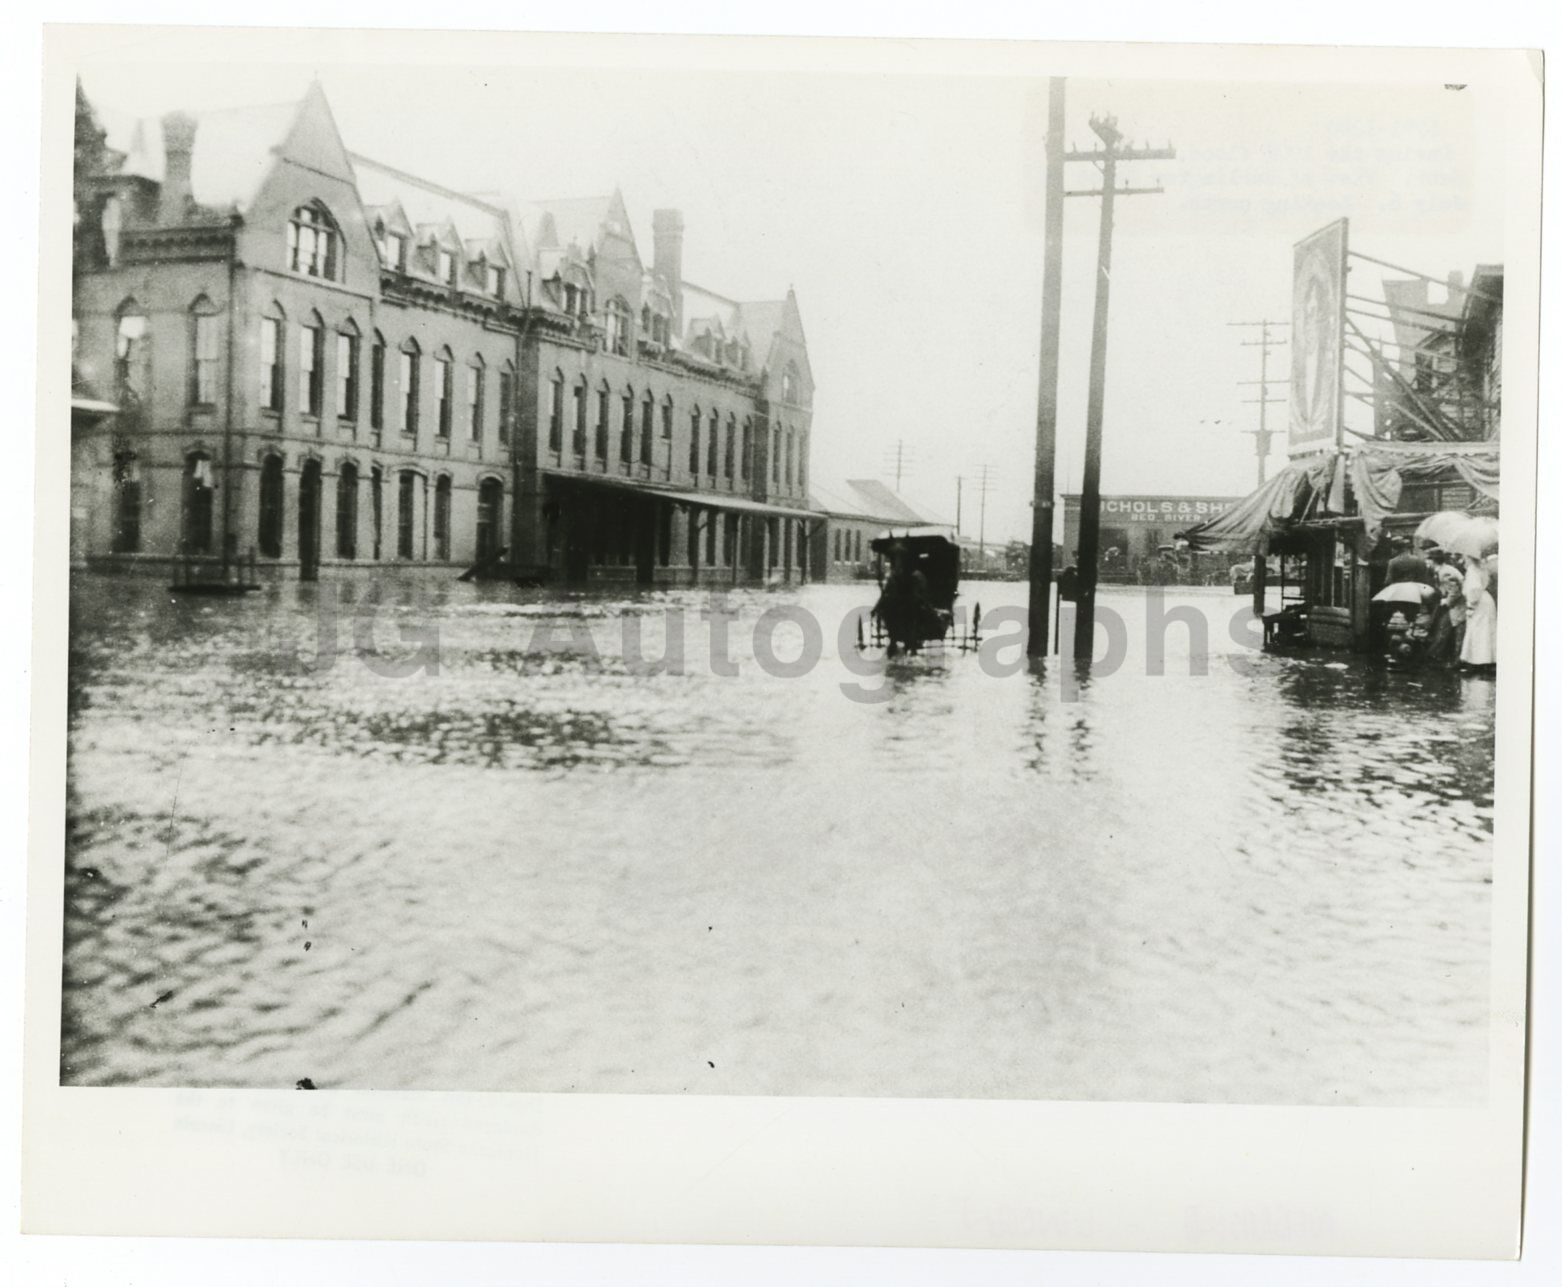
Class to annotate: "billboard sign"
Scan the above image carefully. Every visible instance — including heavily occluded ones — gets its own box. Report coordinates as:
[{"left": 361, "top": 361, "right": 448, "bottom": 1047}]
[{"left": 1289, "top": 218, "right": 1348, "bottom": 456}]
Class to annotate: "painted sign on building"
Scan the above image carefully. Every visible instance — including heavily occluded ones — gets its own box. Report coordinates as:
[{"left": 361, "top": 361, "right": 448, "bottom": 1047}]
[
  {"left": 1289, "top": 217, "right": 1349, "bottom": 456},
  {"left": 1095, "top": 496, "right": 1240, "bottom": 524}
]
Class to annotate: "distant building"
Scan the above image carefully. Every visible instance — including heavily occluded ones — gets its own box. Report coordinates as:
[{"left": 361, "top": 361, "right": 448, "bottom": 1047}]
[
  {"left": 70, "top": 81, "right": 816, "bottom": 584},
  {"left": 1061, "top": 494, "right": 1246, "bottom": 582},
  {"left": 808, "top": 479, "right": 948, "bottom": 580},
  {"left": 1374, "top": 267, "right": 1502, "bottom": 447}
]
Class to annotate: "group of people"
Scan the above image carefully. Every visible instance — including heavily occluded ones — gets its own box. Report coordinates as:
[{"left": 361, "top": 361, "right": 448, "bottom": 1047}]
[{"left": 1383, "top": 538, "right": 1498, "bottom": 670}]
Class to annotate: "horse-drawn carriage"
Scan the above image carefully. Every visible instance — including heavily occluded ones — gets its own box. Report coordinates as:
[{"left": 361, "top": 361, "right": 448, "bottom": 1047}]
[{"left": 857, "top": 527, "right": 982, "bottom": 656}]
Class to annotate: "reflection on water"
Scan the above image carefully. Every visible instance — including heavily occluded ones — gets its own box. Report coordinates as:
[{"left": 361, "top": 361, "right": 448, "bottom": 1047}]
[{"left": 63, "top": 574, "right": 1494, "bottom": 1102}]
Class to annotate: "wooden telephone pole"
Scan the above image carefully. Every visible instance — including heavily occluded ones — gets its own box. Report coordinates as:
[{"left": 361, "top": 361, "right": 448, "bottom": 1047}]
[
  {"left": 1026, "top": 78, "right": 1067, "bottom": 657},
  {"left": 1068, "top": 115, "right": 1175, "bottom": 661},
  {"left": 1231, "top": 319, "right": 1289, "bottom": 486}
]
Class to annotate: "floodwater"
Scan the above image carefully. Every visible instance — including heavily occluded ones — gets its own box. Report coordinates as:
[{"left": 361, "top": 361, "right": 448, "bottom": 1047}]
[{"left": 62, "top": 573, "right": 1496, "bottom": 1103}]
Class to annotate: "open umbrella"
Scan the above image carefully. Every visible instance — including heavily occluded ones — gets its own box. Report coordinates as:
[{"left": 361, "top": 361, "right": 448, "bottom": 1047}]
[
  {"left": 1373, "top": 581, "right": 1438, "bottom": 605},
  {"left": 1415, "top": 511, "right": 1498, "bottom": 557}
]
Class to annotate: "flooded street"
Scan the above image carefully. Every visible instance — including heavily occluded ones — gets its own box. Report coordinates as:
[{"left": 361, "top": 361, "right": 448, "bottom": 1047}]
[{"left": 62, "top": 573, "right": 1495, "bottom": 1103}]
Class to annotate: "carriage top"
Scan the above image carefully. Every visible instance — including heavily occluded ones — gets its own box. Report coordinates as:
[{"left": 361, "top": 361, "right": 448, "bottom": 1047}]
[{"left": 869, "top": 527, "right": 961, "bottom": 612}]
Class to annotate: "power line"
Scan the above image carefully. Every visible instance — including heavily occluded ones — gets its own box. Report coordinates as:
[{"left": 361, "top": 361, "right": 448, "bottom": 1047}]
[
  {"left": 1229, "top": 319, "right": 1288, "bottom": 486},
  {"left": 880, "top": 440, "right": 916, "bottom": 491}
]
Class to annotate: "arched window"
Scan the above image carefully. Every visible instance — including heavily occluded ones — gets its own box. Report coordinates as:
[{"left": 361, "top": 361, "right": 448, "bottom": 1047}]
[
  {"left": 337, "top": 319, "right": 360, "bottom": 423},
  {"left": 595, "top": 381, "right": 612, "bottom": 460},
  {"left": 399, "top": 339, "right": 421, "bottom": 435},
  {"left": 397, "top": 470, "right": 417, "bottom": 559},
  {"left": 661, "top": 395, "right": 674, "bottom": 444},
  {"left": 114, "top": 298, "right": 148, "bottom": 399},
  {"left": 781, "top": 361, "right": 800, "bottom": 404},
  {"left": 258, "top": 453, "right": 284, "bottom": 558},
  {"left": 724, "top": 413, "right": 736, "bottom": 480},
  {"left": 547, "top": 369, "right": 565, "bottom": 453},
  {"left": 688, "top": 405, "right": 701, "bottom": 476},
  {"left": 288, "top": 203, "right": 340, "bottom": 280},
  {"left": 370, "top": 465, "right": 384, "bottom": 560},
  {"left": 370, "top": 331, "right": 386, "bottom": 430},
  {"left": 499, "top": 361, "right": 517, "bottom": 447},
  {"left": 740, "top": 417, "right": 752, "bottom": 482},
  {"left": 189, "top": 296, "right": 219, "bottom": 406},
  {"left": 183, "top": 451, "right": 215, "bottom": 555},
  {"left": 707, "top": 407, "right": 719, "bottom": 477},
  {"left": 111, "top": 451, "right": 141, "bottom": 554},
  {"left": 605, "top": 297, "right": 631, "bottom": 356},
  {"left": 260, "top": 304, "right": 285, "bottom": 413},
  {"left": 619, "top": 386, "right": 635, "bottom": 464},
  {"left": 468, "top": 357, "right": 485, "bottom": 444},
  {"left": 433, "top": 347, "right": 454, "bottom": 438},
  {"left": 640, "top": 390, "right": 655, "bottom": 465},
  {"left": 433, "top": 475, "right": 452, "bottom": 561},
  {"left": 640, "top": 304, "right": 652, "bottom": 333},
  {"left": 336, "top": 462, "right": 358, "bottom": 559},
  {"left": 300, "top": 311, "right": 325, "bottom": 417},
  {"left": 573, "top": 377, "right": 589, "bottom": 458},
  {"left": 476, "top": 478, "right": 503, "bottom": 563}
]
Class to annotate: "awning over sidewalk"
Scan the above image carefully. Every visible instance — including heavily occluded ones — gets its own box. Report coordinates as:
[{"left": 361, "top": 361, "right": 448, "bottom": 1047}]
[
  {"left": 1176, "top": 455, "right": 1337, "bottom": 552},
  {"left": 1348, "top": 441, "right": 1499, "bottom": 540},
  {"left": 1178, "top": 440, "right": 1500, "bottom": 551},
  {"left": 542, "top": 468, "right": 823, "bottom": 522}
]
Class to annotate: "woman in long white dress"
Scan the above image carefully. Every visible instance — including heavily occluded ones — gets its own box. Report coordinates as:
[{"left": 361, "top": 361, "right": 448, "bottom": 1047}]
[{"left": 1459, "top": 554, "right": 1498, "bottom": 668}]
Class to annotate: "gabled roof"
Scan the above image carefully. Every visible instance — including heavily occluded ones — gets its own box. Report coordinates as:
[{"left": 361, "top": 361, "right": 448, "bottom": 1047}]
[
  {"left": 811, "top": 478, "right": 943, "bottom": 525},
  {"left": 680, "top": 284, "right": 794, "bottom": 354},
  {"left": 519, "top": 193, "right": 631, "bottom": 258},
  {"left": 844, "top": 479, "right": 934, "bottom": 525},
  {"left": 351, "top": 154, "right": 514, "bottom": 270},
  {"left": 99, "top": 96, "right": 302, "bottom": 213},
  {"left": 737, "top": 299, "right": 787, "bottom": 347}
]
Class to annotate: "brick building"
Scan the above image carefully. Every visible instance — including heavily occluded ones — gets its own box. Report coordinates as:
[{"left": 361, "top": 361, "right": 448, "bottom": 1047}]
[{"left": 69, "top": 80, "right": 817, "bottom": 585}]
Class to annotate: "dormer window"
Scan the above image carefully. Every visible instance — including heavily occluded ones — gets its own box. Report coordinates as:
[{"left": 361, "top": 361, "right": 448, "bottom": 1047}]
[
  {"left": 438, "top": 247, "right": 457, "bottom": 287},
  {"left": 288, "top": 203, "right": 339, "bottom": 280},
  {"left": 605, "top": 297, "right": 630, "bottom": 357},
  {"left": 782, "top": 361, "right": 800, "bottom": 403},
  {"left": 485, "top": 263, "right": 505, "bottom": 296},
  {"left": 386, "top": 232, "right": 407, "bottom": 271}
]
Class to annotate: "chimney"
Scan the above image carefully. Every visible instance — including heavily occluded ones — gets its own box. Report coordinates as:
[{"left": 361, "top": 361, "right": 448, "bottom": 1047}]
[
  {"left": 159, "top": 111, "right": 198, "bottom": 225},
  {"left": 652, "top": 208, "right": 684, "bottom": 338}
]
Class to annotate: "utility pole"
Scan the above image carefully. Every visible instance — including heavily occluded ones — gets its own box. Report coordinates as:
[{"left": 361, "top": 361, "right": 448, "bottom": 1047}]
[
  {"left": 1027, "top": 76, "right": 1066, "bottom": 658},
  {"left": 882, "top": 440, "right": 914, "bottom": 492},
  {"left": 1231, "top": 320, "right": 1289, "bottom": 486},
  {"left": 1068, "top": 115, "right": 1176, "bottom": 661},
  {"left": 955, "top": 474, "right": 964, "bottom": 536},
  {"left": 969, "top": 464, "right": 994, "bottom": 562}
]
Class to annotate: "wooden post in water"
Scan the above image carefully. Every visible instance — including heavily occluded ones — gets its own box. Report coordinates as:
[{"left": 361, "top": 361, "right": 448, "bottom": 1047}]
[
  {"left": 1066, "top": 115, "right": 1175, "bottom": 660},
  {"left": 1026, "top": 77, "right": 1066, "bottom": 658}
]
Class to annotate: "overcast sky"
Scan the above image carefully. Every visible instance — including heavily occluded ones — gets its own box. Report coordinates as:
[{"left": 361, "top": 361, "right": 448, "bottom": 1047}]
[{"left": 78, "top": 59, "right": 1502, "bottom": 543}]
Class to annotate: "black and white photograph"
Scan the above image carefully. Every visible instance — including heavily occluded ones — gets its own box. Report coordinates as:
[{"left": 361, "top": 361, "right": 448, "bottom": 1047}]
[{"left": 20, "top": 21, "right": 1545, "bottom": 1261}]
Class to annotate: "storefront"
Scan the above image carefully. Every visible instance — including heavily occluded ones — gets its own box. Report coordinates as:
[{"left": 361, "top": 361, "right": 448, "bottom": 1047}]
[
  {"left": 1179, "top": 443, "right": 1499, "bottom": 651},
  {"left": 1061, "top": 494, "right": 1246, "bottom": 583}
]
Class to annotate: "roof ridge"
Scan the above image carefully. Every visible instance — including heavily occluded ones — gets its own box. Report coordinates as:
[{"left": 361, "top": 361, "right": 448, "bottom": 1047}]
[{"left": 348, "top": 152, "right": 508, "bottom": 215}]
